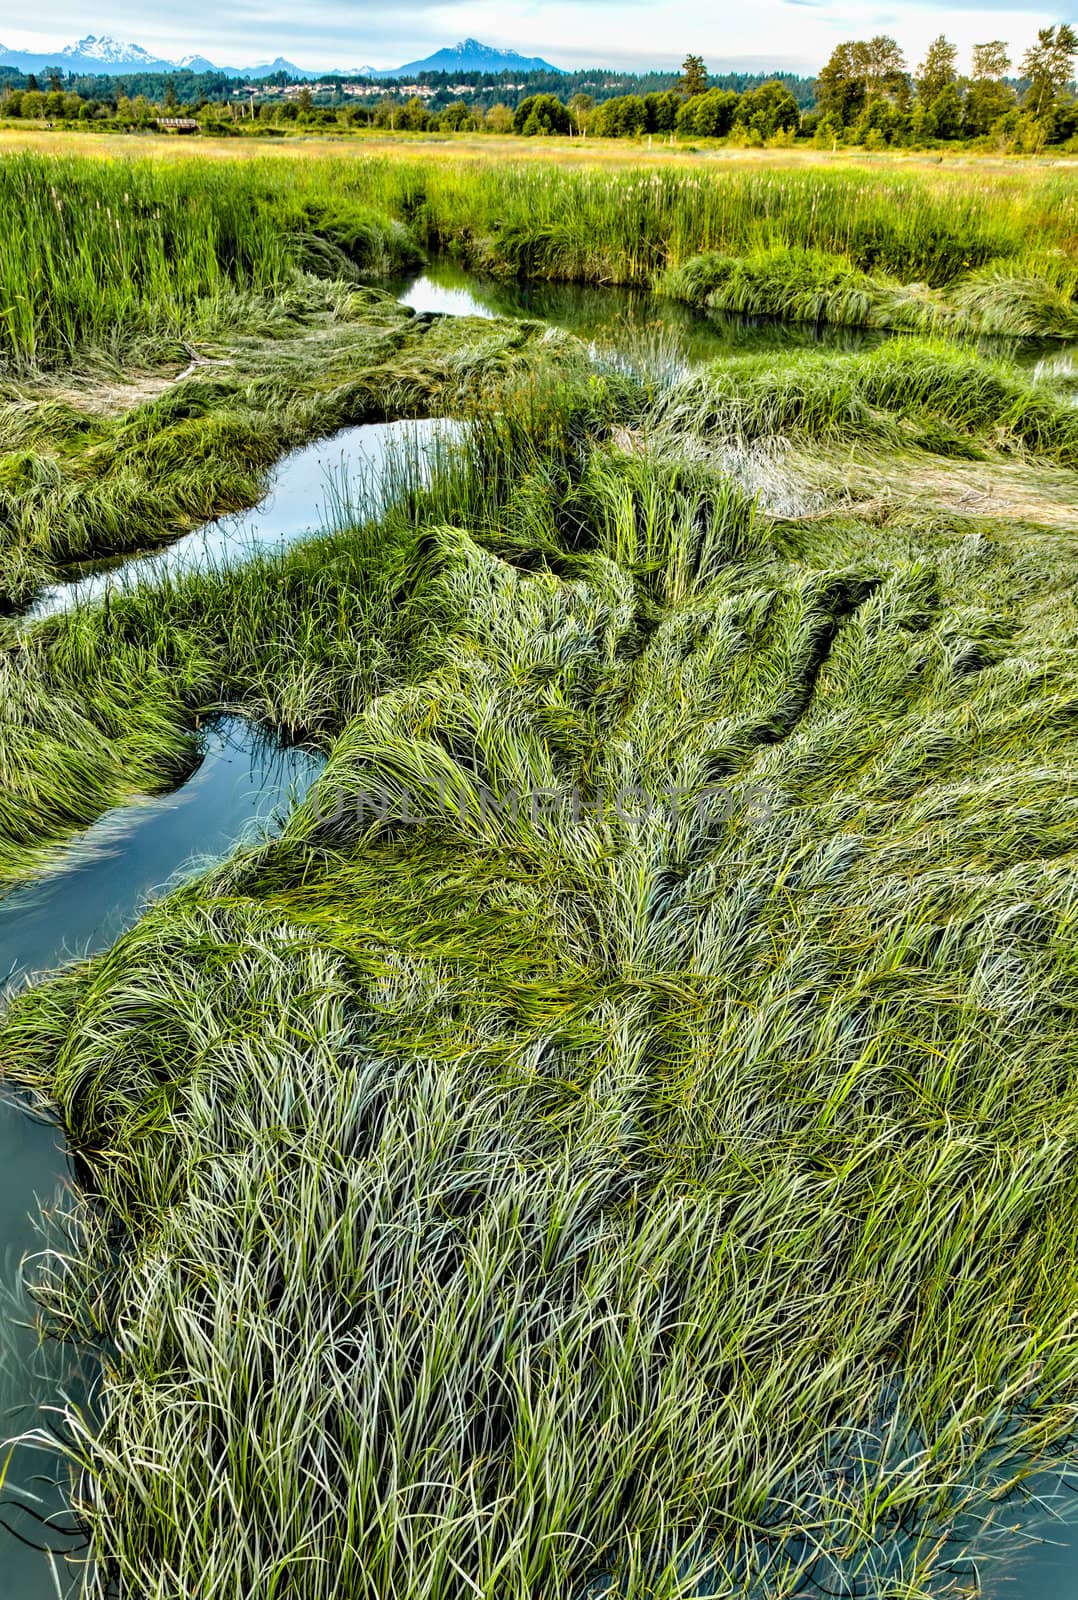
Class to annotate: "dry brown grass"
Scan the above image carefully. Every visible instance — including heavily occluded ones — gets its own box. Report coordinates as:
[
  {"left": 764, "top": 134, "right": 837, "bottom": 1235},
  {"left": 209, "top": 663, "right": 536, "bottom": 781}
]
[{"left": 0, "top": 125, "right": 1073, "bottom": 176}]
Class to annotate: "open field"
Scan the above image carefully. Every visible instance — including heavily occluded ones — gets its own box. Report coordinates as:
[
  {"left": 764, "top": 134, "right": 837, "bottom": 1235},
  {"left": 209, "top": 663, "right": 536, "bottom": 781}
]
[
  {"left": 1, "top": 142, "right": 1078, "bottom": 1599},
  {"left": 4, "top": 124, "right": 1078, "bottom": 170}
]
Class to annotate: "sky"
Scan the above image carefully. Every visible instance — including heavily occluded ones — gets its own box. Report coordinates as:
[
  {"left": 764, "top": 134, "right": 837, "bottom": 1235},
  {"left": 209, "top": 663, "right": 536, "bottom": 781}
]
[{"left": 0, "top": 0, "right": 1072, "bottom": 73}]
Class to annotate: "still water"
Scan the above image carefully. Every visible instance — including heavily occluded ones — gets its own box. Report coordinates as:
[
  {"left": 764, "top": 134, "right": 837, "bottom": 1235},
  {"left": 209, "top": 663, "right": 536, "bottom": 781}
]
[
  {"left": 27, "top": 417, "right": 460, "bottom": 621},
  {"left": 393, "top": 257, "right": 1073, "bottom": 384},
  {"left": 394, "top": 257, "right": 890, "bottom": 366}
]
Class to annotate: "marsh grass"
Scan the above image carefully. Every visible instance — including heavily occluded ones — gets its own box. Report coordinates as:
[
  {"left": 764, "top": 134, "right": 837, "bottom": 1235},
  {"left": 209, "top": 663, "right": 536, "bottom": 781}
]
[
  {"left": 659, "top": 249, "right": 1078, "bottom": 340},
  {"left": 0, "top": 282, "right": 560, "bottom": 607},
  {"left": 656, "top": 339, "right": 1078, "bottom": 467},
  {"left": 0, "top": 154, "right": 424, "bottom": 370},
  {"left": 5, "top": 367, "right": 1078, "bottom": 1595},
  {"left": 6, "top": 149, "right": 1078, "bottom": 1600},
  {"left": 5, "top": 150, "right": 1078, "bottom": 373}
]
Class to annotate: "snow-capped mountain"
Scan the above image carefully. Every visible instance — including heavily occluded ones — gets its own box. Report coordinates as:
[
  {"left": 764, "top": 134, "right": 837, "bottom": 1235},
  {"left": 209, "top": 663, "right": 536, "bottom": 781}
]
[
  {"left": 0, "top": 33, "right": 564, "bottom": 80},
  {"left": 0, "top": 35, "right": 178, "bottom": 74},
  {"left": 0, "top": 37, "right": 322, "bottom": 78},
  {"left": 61, "top": 33, "right": 161, "bottom": 65},
  {"left": 391, "top": 38, "right": 561, "bottom": 76}
]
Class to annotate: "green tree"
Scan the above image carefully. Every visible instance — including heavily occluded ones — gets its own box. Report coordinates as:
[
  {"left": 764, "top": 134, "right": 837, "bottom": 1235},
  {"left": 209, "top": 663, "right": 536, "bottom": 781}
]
[
  {"left": 511, "top": 94, "right": 571, "bottom": 135},
  {"left": 484, "top": 103, "right": 514, "bottom": 133},
  {"left": 568, "top": 92, "right": 594, "bottom": 130},
  {"left": 164, "top": 80, "right": 178, "bottom": 111},
  {"left": 859, "top": 36, "right": 909, "bottom": 103},
  {"left": 398, "top": 95, "right": 431, "bottom": 132},
  {"left": 1021, "top": 24, "right": 1078, "bottom": 122},
  {"left": 852, "top": 95, "right": 909, "bottom": 146},
  {"left": 926, "top": 81, "right": 965, "bottom": 139},
  {"left": 643, "top": 90, "right": 681, "bottom": 132},
  {"left": 592, "top": 95, "right": 648, "bottom": 138},
  {"left": 973, "top": 39, "right": 1011, "bottom": 80},
  {"left": 817, "top": 37, "right": 907, "bottom": 126},
  {"left": 689, "top": 87, "right": 739, "bottom": 137},
  {"left": 915, "top": 35, "right": 957, "bottom": 104},
  {"left": 435, "top": 100, "right": 476, "bottom": 132},
  {"left": 678, "top": 54, "right": 709, "bottom": 97},
  {"left": 812, "top": 110, "right": 843, "bottom": 148},
  {"left": 816, "top": 43, "right": 868, "bottom": 124},
  {"left": 965, "top": 41, "right": 1015, "bottom": 136},
  {"left": 734, "top": 79, "right": 801, "bottom": 139}
]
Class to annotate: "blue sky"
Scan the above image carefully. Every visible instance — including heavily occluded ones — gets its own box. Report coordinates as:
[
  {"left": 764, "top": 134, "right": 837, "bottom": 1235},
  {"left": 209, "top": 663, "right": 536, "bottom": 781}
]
[{"left": 1, "top": 0, "right": 1071, "bottom": 72}]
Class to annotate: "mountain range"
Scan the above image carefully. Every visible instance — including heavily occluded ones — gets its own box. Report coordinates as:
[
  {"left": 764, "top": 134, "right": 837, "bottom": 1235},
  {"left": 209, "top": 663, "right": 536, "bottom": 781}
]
[{"left": 0, "top": 34, "right": 563, "bottom": 80}]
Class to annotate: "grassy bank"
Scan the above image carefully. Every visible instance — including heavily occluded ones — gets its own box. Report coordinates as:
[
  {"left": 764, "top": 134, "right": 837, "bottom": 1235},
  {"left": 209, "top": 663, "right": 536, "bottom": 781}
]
[
  {"left": 4, "top": 149, "right": 1078, "bottom": 371},
  {"left": 0, "top": 153, "right": 422, "bottom": 369},
  {"left": 0, "top": 356, "right": 591, "bottom": 884},
  {"left": 4, "top": 360, "right": 1078, "bottom": 1593},
  {"left": 658, "top": 247, "right": 1078, "bottom": 339}
]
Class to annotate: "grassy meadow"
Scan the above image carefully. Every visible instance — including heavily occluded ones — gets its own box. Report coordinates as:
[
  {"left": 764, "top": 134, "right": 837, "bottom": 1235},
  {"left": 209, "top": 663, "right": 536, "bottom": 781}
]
[{"left": 2, "top": 142, "right": 1078, "bottom": 1597}]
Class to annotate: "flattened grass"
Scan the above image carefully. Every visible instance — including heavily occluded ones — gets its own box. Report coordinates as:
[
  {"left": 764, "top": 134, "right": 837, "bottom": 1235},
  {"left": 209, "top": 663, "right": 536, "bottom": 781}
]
[
  {"left": 659, "top": 248, "right": 1078, "bottom": 340},
  {"left": 6, "top": 373, "right": 1078, "bottom": 1595}
]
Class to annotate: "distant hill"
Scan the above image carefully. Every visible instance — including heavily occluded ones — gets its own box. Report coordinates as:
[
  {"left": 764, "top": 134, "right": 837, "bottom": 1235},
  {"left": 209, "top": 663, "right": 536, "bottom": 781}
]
[
  {"left": 389, "top": 39, "right": 562, "bottom": 77},
  {"left": 0, "top": 35, "right": 321, "bottom": 79},
  {"left": 0, "top": 34, "right": 177, "bottom": 75}
]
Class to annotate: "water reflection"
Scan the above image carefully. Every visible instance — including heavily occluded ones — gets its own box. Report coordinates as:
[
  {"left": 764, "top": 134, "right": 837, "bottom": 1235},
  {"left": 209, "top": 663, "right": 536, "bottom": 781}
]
[
  {"left": 393, "top": 258, "right": 1076, "bottom": 383},
  {"left": 28, "top": 418, "right": 460, "bottom": 621}
]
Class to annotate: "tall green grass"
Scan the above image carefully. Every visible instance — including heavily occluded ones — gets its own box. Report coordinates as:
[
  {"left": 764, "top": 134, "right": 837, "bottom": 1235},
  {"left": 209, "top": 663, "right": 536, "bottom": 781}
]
[
  {"left": 0, "top": 154, "right": 422, "bottom": 368},
  {"left": 5, "top": 149, "right": 1078, "bottom": 365},
  {"left": 338, "top": 156, "right": 1078, "bottom": 299}
]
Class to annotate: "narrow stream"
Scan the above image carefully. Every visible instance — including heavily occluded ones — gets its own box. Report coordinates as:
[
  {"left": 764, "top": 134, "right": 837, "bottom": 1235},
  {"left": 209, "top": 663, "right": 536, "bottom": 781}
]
[
  {"left": 393, "top": 258, "right": 890, "bottom": 369},
  {"left": 0, "top": 718, "right": 324, "bottom": 1598},
  {"left": 27, "top": 417, "right": 460, "bottom": 621},
  {"left": 391, "top": 257, "right": 1075, "bottom": 384}
]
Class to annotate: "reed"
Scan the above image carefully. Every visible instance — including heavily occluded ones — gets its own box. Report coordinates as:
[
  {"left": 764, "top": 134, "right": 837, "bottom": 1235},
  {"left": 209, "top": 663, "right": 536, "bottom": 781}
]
[{"left": 5, "top": 149, "right": 1078, "bottom": 368}]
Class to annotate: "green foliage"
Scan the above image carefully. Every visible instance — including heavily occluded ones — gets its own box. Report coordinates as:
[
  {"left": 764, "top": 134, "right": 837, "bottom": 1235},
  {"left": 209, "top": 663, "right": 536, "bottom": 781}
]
[
  {"left": 734, "top": 79, "right": 802, "bottom": 138},
  {"left": 511, "top": 94, "right": 572, "bottom": 136},
  {"left": 675, "top": 86, "right": 738, "bottom": 138},
  {"left": 914, "top": 34, "right": 958, "bottom": 105},
  {"left": 1021, "top": 24, "right": 1078, "bottom": 122}
]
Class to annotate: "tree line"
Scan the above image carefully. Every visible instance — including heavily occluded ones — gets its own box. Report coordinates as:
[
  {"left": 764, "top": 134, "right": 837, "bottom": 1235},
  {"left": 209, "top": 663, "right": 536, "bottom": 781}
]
[
  {"left": 1, "top": 28, "right": 1075, "bottom": 149},
  {"left": 504, "top": 29, "right": 1078, "bottom": 149},
  {"left": 812, "top": 27, "right": 1077, "bottom": 148}
]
